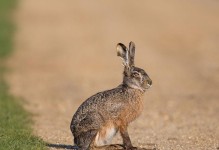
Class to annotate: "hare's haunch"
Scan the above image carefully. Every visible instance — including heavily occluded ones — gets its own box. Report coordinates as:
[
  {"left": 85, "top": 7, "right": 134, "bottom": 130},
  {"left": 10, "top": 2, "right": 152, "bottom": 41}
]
[{"left": 70, "top": 42, "right": 152, "bottom": 150}]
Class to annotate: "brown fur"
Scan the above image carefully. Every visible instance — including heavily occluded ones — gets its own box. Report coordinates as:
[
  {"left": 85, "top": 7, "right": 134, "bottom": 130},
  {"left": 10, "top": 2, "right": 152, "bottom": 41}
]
[{"left": 70, "top": 42, "right": 152, "bottom": 150}]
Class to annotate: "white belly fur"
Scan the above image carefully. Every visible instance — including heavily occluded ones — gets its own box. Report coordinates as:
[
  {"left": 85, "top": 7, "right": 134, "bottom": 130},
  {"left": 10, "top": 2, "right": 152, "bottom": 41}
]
[{"left": 95, "top": 126, "right": 117, "bottom": 146}]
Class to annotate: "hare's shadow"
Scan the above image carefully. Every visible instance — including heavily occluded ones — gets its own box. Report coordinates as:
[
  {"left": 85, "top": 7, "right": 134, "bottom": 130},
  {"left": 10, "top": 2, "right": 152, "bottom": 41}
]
[
  {"left": 46, "top": 143, "right": 77, "bottom": 149},
  {"left": 46, "top": 143, "right": 156, "bottom": 150}
]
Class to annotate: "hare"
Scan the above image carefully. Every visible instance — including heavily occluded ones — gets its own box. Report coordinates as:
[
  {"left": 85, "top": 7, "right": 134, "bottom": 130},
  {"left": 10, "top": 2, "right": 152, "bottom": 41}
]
[{"left": 70, "top": 42, "right": 152, "bottom": 150}]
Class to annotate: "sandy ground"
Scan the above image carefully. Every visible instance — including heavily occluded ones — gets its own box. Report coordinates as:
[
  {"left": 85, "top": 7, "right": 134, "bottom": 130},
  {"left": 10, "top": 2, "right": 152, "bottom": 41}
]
[{"left": 7, "top": 0, "right": 219, "bottom": 149}]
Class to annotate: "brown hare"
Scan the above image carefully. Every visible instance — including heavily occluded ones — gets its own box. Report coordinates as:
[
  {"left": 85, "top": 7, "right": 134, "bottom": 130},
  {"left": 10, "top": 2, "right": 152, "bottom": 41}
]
[{"left": 70, "top": 42, "right": 152, "bottom": 150}]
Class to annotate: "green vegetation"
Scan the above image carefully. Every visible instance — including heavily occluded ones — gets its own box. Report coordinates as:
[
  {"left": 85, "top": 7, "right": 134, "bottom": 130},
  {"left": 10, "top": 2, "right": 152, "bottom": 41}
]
[
  {"left": 0, "top": 0, "right": 16, "bottom": 58},
  {"left": 0, "top": 79, "right": 46, "bottom": 149},
  {"left": 0, "top": 0, "right": 46, "bottom": 149}
]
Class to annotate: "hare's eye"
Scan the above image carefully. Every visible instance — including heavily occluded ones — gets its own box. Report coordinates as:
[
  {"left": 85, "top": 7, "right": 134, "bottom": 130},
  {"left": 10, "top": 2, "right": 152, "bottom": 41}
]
[{"left": 132, "top": 72, "right": 139, "bottom": 77}]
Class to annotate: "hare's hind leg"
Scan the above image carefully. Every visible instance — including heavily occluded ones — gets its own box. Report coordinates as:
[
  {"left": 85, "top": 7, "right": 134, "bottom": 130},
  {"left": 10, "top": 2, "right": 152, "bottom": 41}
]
[
  {"left": 89, "top": 123, "right": 121, "bottom": 150},
  {"left": 74, "top": 129, "right": 97, "bottom": 150},
  {"left": 94, "top": 122, "right": 118, "bottom": 146},
  {"left": 71, "top": 112, "right": 104, "bottom": 149}
]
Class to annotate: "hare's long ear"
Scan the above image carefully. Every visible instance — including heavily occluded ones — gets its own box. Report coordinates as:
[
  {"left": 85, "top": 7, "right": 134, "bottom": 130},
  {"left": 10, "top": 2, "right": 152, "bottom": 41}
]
[
  {"left": 129, "top": 41, "right": 135, "bottom": 67},
  {"left": 117, "top": 43, "right": 129, "bottom": 67},
  {"left": 117, "top": 43, "right": 131, "bottom": 75}
]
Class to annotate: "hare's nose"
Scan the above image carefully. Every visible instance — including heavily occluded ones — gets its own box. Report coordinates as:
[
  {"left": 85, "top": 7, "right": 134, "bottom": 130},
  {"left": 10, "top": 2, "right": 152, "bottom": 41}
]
[{"left": 147, "top": 80, "right": 152, "bottom": 86}]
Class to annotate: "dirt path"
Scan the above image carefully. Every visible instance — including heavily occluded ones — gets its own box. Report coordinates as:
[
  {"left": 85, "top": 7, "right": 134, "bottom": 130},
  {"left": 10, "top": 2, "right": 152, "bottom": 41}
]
[{"left": 7, "top": 0, "right": 219, "bottom": 149}]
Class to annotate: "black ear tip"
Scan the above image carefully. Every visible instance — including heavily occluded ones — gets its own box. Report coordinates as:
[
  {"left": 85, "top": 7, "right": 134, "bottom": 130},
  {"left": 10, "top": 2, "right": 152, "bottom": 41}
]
[
  {"left": 129, "top": 41, "right": 135, "bottom": 47},
  {"left": 117, "top": 43, "right": 127, "bottom": 50},
  {"left": 117, "top": 42, "right": 124, "bottom": 45},
  {"left": 117, "top": 43, "right": 123, "bottom": 46}
]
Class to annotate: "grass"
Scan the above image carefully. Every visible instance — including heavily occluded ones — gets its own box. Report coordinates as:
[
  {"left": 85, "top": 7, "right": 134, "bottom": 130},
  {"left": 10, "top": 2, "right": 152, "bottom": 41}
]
[
  {"left": 0, "top": 0, "right": 46, "bottom": 149},
  {"left": 0, "top": 0, "right": 16, "bottom": 58}
]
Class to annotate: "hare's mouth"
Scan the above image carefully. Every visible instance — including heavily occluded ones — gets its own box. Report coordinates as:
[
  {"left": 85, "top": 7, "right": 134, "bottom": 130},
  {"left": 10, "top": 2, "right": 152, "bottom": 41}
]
[
  {"left": 144, "top": 84, "right": 152, "bottom": 91},
  {"left": 142, "top": 80, "right": 152, "bottom": 91},
  {"left": 146, "top": 83, "right": 152, "bottom": 88},
  {"left": 141, "top": 84, "right": 151, "bottom": 92}
]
